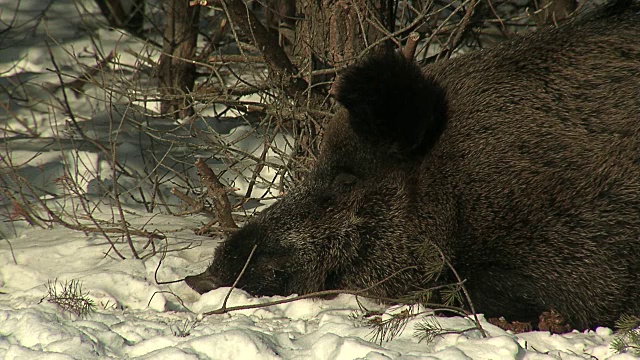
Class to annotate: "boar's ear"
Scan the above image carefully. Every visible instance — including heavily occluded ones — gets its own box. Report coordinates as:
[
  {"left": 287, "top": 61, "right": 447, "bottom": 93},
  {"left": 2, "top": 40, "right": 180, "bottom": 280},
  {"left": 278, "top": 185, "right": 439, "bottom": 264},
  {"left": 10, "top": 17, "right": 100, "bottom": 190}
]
[{"left": 335, "top": 51, "right": 446, "bottom": 155}]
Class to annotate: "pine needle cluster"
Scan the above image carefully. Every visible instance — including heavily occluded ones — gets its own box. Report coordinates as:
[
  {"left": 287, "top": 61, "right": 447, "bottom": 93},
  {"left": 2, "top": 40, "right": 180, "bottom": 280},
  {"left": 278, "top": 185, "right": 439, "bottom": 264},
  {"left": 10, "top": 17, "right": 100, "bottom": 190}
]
[
  {"left": 367, "top": 306, "right": 419, "bottom": 345},
  {"left": 611, "top": 314, "right": 640, "bottom": 355},
  {"left": 41, "top": 279, "right": 96, "bottom": 317}
]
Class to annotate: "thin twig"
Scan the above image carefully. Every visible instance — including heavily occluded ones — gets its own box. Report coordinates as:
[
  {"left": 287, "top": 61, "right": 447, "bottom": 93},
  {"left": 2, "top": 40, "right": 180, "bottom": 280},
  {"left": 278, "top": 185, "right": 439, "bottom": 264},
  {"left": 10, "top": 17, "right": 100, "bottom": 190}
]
[
  {"left": 220, "top": 244, "right": 258, "bottom": 312},
  {"left": 204, "top": 266, "right": 419, "bottom": 316},
  {"left": 445, "top": 0, "right": 479, "bottom": 59},
  {"left": 2, "top": 238, "right": 18, "bottom": 265},
  {"left": 436, "top": 247, "right": 487, "bottom": 338}
]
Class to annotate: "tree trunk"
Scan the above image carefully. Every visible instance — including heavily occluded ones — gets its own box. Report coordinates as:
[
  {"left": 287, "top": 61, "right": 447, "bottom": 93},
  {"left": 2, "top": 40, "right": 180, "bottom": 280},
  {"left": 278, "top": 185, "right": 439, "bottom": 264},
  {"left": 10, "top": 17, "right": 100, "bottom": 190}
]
[
  {"left": 293, "top": 0, "right": 393, "bottom": 75},
  {"left": 157, "top": 0, "right": 200, "bottom": 119}
]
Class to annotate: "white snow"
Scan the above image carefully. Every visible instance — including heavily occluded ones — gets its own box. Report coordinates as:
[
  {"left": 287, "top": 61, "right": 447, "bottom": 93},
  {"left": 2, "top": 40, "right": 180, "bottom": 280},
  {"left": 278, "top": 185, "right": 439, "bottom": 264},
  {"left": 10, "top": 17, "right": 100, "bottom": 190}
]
[{"left": 0, "top": 1, "right": 637, "bottom": 359}]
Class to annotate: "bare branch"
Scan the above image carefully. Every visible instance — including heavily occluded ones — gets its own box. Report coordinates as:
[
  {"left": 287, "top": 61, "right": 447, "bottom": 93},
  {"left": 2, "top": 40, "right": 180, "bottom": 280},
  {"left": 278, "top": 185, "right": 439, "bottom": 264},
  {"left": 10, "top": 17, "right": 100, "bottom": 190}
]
[{"left": 195, "top": 159, "right": 238, "bottom": 229}]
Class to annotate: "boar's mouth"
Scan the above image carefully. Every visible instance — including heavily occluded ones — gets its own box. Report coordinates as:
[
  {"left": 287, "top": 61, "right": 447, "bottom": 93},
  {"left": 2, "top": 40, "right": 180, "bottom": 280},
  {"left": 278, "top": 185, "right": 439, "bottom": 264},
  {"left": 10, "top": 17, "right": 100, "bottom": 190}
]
[{"left": 185, "top": 269, "right": 220, "bottom": 294}]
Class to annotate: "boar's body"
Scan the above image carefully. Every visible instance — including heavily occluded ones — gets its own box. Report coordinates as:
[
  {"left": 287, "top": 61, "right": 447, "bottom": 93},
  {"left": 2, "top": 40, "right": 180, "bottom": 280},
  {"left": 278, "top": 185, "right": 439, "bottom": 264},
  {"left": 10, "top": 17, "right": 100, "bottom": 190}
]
[{"left": 187, "top": 2, "right": 640, "bottom": 330}]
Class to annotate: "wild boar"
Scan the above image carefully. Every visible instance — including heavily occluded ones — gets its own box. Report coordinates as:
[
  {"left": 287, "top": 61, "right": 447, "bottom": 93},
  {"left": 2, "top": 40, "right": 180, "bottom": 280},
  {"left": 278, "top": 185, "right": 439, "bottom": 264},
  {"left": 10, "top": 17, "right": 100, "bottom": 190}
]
[{"left": 186, "top": 0, "right": 640, "bottom": 330}]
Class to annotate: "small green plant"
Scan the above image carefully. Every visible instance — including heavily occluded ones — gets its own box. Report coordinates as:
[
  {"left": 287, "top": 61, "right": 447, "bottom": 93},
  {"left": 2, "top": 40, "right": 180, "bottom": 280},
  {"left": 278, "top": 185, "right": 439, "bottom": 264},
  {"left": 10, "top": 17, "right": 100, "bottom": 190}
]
[
  {"left": 41, "top": 279, "right": 96, "bottom": 317},
  {"left": 365, "top": 303, "right": 485, "bottom": 346},
  {"left": 611, "top": 314, "right": 640, "bottom": 355},
  {"left": 413, "top": 315, "right": 484, "bottom": 343},
  {"left": 367, "top": 306, "right": 419, "bottom": 345},
  {"left": 414, "top": 316, "right": 445, "bottom": 343}
]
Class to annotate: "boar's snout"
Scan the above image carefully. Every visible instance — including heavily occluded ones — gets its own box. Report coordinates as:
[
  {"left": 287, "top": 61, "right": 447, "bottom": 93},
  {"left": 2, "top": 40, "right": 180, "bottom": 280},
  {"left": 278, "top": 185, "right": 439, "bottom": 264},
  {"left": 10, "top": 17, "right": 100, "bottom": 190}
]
[
  {"left": 186, "top": 225, "right": 262, "bottom": 295},
  {"left": 184, "top": 269, "right": 220, "bottom": 295},
  {"left": 187, "top": 222, "right": 298, "bottom": 296}
]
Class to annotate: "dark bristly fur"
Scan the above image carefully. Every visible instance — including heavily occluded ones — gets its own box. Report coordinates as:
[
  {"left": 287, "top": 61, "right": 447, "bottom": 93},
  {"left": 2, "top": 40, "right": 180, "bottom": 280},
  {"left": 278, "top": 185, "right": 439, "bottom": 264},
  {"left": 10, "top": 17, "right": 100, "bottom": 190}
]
[
  {"left": 335, "top": 51, "right": 447, "bottom": 155},
  {"left": 187, "top": 0, "right": 640, "bottom": 330}
]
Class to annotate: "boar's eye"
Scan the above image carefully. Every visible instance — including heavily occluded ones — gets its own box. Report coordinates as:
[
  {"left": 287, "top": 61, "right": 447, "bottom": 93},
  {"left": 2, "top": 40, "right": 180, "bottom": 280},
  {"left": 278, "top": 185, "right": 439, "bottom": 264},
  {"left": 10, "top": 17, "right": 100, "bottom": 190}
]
[
  {"left": 317, "top": 173, "right": 359, "bottom": 207},
  {"left": 333, "top": 173, "right": 358, "bottom": 192}
]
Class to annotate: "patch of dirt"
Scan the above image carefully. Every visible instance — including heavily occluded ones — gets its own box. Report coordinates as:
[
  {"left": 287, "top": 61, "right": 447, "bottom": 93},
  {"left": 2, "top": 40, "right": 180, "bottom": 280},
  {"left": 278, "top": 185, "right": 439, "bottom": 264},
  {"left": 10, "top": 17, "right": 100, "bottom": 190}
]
[
  {"left": 488, "top": 317, "right": 533, "bottom": 333},
  {"left": 538, "top": 309, "right": 572, "bottom": 334}
]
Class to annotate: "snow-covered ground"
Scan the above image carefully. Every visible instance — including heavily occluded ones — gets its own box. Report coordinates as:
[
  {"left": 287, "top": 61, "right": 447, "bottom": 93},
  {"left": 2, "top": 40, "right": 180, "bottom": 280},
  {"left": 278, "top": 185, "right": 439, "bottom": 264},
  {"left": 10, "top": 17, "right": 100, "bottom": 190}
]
[
  {"left": 3, "top": 219, "right": 630, "bottom": 360},
  {"left": 0, "top": 1, "right": 637, "bottom": 359}
]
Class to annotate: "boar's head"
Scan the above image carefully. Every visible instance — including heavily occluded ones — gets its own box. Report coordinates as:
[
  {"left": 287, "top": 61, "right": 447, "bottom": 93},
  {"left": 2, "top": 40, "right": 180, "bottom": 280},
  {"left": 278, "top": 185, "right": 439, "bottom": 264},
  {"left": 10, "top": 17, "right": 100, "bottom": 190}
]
[{"left": 185, "top": 52, "right": 448, "bottom": 298}]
